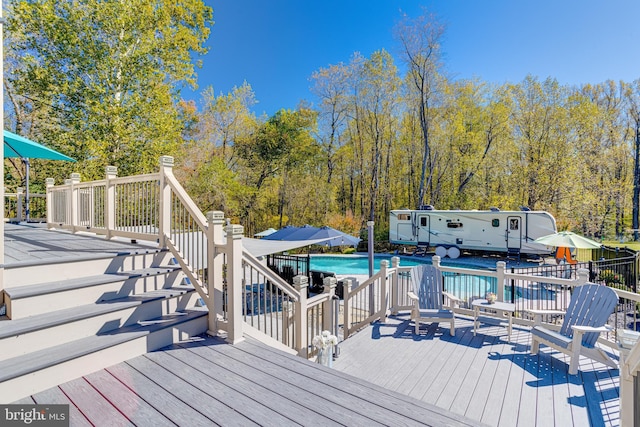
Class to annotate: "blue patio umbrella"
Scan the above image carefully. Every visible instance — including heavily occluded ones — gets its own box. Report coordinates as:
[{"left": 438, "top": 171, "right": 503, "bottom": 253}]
[
  {"left": 263, "top": 225, "right": 303, "bottom": 241},
  {"left": 305, "top": 226, "right": 361, "bottom": 247},
  {"left": 4, "top": 130, "right": 76, "bottom": 221},
  {"left": 264, "top": 225, "right": 360, "bottom": 247}
]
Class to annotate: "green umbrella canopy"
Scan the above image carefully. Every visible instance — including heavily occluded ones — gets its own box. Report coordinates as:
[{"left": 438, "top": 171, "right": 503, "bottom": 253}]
[
  {"left": 4, "top": 130, "right": 75, "bottom": 161},
  {"left": 534, "top": 231, "right": 602, "bottom": 249}
]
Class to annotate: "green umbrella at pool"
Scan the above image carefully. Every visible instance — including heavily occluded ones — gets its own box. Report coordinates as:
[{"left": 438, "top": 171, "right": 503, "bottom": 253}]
[{"left": 534, "top": 231, "right": 602, "bottom": 249}]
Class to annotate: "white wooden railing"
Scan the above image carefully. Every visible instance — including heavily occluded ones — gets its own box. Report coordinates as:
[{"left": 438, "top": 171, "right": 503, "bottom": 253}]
[
  {"left": 45, "top": 157, "right": 640, "bottom": 360},
  {"left": 45, "top": 157, "right": 341, "bottom": 358},
  {"left": 5, "top": 188, "right": 46, "bottom": 222}
]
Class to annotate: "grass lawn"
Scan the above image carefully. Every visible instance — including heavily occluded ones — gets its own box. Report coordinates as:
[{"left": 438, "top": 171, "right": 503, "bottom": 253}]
[{"left": 602, "top": 240, "right": 640, "bottom": 251}]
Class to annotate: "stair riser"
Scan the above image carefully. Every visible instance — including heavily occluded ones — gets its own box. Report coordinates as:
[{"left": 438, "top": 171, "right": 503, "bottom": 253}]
[
  {"left": 6, "top": 271, "right": 185, "bottom": 319},
  {"left": 0, "top": 315, "right": 208, "bottom": 404},
  {"left": 4, "top": 251, "right": 173, "bottom": 288},
  {"left": 0, "top": 292, "right": 200, "bottom": 361}
]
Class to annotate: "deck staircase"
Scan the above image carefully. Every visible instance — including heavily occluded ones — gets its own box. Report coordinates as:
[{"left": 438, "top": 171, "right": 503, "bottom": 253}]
[{"left": 0, "top": 247, "right": 208, "bottom": 402}]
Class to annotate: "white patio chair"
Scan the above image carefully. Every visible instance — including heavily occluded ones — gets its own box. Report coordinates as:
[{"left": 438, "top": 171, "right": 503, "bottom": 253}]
[
  {"left": 407, "top": 264, "right": 460, "bottom": 336},
  {"left": 528, "top": 283, "right": 619, "bottom": 375}
]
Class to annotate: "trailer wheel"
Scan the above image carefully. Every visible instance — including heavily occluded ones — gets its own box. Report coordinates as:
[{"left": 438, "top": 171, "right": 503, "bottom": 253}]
[
  {"left": 448, "top": 246, "right": 461, "bottom": 259},
  {"left": 435, "top": 246, "right": 447, "bottom": 258}
]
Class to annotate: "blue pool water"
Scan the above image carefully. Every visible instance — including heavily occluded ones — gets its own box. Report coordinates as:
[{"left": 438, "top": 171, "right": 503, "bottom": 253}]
[
  {"left": 309, "top": 255, "right": 427, "bottom": 275},
  {"left": 309, "top": 255, "right": 555, "bottom": 301}
]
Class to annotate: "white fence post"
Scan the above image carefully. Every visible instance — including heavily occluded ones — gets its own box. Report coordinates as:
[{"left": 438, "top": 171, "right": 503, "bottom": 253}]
[
  {"left": 379, "top": 260, "right": 389, "bottom": 322},
  {"left": 16, "top": 187, "right": 23, "bottom": 223},
  {"left": 69, "top": 173, "right": 80, "bottom": 232},
  {"left": 158, "top": 156, "right": 173, "bottom": 249},
  {"left": 105, "top": 166, "right": 117, "bottom": 239},
  {"left": 294, "top": 275, "right": 309, "bottom": 358},
  {"left": 577, "top": 268, "right": 589, "bottom": 285},
  {"left": 206, "top": 211, "right": 225, "bottom": 334},
  {"left": 323, "top": 276, "right": 337, "bottom": 330},
  {"left": 225, "top": 224, "right": 245, "bottom": 344},
  {"left": 45, "top": 178, "right": 54, "bottom": 226},
  {"left": 390, "top": 256, "right": 400, "bottom": 314},
  {"left": 342, "top": 278, "right": 352, "bottom": 339},
  {"left": 496, "top": 261, "right": 506, "bottom": 301}
]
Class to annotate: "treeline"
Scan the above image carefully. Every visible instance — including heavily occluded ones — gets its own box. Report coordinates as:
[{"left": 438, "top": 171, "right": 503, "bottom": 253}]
[{"left": 4, "top": 3, "right": 640, "bottom": 240}]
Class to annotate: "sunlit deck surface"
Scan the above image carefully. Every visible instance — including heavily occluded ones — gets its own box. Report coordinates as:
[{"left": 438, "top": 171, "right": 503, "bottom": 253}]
[
  {"left": 15, "top": 335, "right": 482, "bottom": 426},
  {"left": 332, "top": 315, "right": 620, "bottom": 427},
  {"left": 3, "top": 222, "right": 157, "bottom": 266}
]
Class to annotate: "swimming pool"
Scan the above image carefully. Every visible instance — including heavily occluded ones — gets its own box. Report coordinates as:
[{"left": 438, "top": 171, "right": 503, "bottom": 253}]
[{"left": 309, "top": 255, "right": 427, "bottom": 275}]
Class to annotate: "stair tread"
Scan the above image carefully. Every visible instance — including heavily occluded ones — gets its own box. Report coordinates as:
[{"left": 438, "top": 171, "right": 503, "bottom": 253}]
[
  {"left": 4, "top": 247, "right": 166, "bottom": 269},
  {"left": 0, "top": 309, "right": 208, "bottom": 383},
  {"left": 0, "top": 285, "right": 195, "bottom": 339},
  {"left": 5, "top": 266, "right": 182, "bottom": 300}
]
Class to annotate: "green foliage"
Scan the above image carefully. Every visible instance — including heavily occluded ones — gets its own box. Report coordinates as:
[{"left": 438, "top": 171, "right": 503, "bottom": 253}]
[
  {"left": 6, "top": 0, "right": 213, "bottom": 178},
  {"left": 598, "top": 269, "right": 624, "bottom": 285}
]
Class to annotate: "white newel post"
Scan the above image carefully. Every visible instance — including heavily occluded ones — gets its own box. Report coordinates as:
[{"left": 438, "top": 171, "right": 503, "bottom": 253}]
[
  {"left": 576, "top": 268, "right": 589, "bottom": 285},
  {"left": 45, "top": 178, "right": 54, "bottom": 227},
  {"left": 496, "top": 261, "right": 506, "bottom": 302},
  {"left": 105, "top": 166, "right": 117, "bottom": 239},
  {"left": 293, "top": 275, "right": 309, "bottom": 358},
  {"left": 225, "top": 224, "right": 244, "bottom": 344},
  {"left": 379, "top": 260, "right": 389, "bottom": 322},
  {"left": 158, "top": 156, "right": 174, "bottom": 249},
  {"left": 206, "top": 211, "right": 225, "bottom": 334},
  {"left": 342, "top": 278, "right": 352, "bottom": 339},
  {"left": 432, "top": 255, "right": 441, "bottom": 269},
  {"left": 322, "top": 276, "right": 337, "bottom": 330},
  {"left": 16, "top": 187, "right": 23, "bottom": 223},
  {"left": 390, "top": 256, "right": 400, "bottom": 314},
  {"left": 69, "top": 173, "right": 80, "bottom": 232}
]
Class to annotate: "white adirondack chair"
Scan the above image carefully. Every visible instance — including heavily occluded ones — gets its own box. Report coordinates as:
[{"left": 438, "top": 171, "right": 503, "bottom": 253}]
[
  {"left": 407, "top": 264, "right": 460, "bottom": 336},
  {"left": 528, "top": 283, "right": 618, "bottom": 375}
]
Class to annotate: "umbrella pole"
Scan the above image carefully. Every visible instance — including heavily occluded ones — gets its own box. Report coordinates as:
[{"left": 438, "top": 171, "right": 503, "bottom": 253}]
[{"left": 23, "top": 158, "right": 30, "bottom": 222}]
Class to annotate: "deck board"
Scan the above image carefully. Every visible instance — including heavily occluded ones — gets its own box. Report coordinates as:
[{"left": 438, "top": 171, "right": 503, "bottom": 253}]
[
  {"left": 17, "top": 334, "right": 481, "bottom": 426},
  {"left": 333, "top": 314, "right": 621, "bottom": 427}
]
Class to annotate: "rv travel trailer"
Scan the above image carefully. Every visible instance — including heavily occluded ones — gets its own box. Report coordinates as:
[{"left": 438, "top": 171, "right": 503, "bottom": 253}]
[{"left": 389, "top": 208, "right": 557, "bottom": 258}]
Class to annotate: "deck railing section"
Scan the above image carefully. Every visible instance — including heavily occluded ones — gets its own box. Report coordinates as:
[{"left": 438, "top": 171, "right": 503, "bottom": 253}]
[
  {"left": 45, "top": 156, "right": 339, "bottom": 357},
  {"left": 5, "top": 189, "right": 47, "bottom": 223},
  {"left": 342, "top": 260, "right": 394, "bottom": 339}
]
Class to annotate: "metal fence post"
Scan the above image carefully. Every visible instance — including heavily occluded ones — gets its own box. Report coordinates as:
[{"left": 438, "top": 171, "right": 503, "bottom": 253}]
[{"left": 496, "top": 261, "right": 506, "bottom": 302}]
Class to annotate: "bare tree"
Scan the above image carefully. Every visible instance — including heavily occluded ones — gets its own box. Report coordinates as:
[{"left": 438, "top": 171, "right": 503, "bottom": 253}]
[{"left": 394, "top": 10, "right": 445, "bottom": 207}]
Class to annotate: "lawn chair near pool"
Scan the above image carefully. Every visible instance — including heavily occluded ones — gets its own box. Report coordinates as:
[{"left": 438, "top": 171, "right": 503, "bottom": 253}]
[
  {"left": 528, "top": 283, "right": 618, "bottom": 375},
  {"left": 407, "top": 264, "right": 461, "bottom": 336}
]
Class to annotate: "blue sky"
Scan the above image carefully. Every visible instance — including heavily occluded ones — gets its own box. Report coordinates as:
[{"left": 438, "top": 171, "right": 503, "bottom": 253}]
[{"left": 186, "top": 0, "right": 640, "bottom": 117}]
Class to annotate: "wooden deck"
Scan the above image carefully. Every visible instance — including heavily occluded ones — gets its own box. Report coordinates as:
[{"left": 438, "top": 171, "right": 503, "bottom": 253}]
[
  {"left": 3, "top": 223, "right": 157, "bottom": 265},
  {"left": 332, "top": 315, "right": 621, "bottom": 427},
  {"left": 14, "top": 335, "right": 482, "bottom": 426}
]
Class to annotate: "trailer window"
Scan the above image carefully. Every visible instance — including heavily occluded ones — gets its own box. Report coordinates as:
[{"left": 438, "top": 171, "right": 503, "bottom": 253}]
[
  {"left": 397, "top": 214, "right": 410, "bottom": 221},
  {"left": 420, "top": 217, "right": 428, "bottom": 226},
  {"left": 492, "top": 219, "right": 499, "bottom": 227},
  {"left": 447, "top": 222, "right": 463, "bottom": 228},
  {"left": 510, "top": 218, "right": 519, "bottom": 230}
]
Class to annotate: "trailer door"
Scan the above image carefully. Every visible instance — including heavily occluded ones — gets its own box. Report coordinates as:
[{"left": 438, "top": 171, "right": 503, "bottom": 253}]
[
  {"left": 506, "top": 216, "right": 522, "bottom": 251},
  {"left": 417, "top": 214, "right": 430, "bottom": 245}
]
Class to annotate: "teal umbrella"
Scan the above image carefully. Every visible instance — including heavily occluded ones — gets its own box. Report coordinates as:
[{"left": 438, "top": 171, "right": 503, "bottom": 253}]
[
  {"left": 4, "top": 130, "right": 75, "bottom": 221},
  {"left": 4, "top": 130, "right": 75, "bottom": 161}
]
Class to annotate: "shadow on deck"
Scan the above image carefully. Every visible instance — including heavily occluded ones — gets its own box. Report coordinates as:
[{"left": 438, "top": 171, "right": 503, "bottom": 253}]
[{"left": 333, "top": 315, "right": 620, "bottom": 427}]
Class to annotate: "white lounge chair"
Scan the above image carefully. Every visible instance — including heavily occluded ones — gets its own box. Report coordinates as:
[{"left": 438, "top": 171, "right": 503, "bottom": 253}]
[
  {"left": 407, "top": 264, "right": 460, "bottom": 336},
  {"left": 528, "top": 283, "right": 618, "bottom": 375}
]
